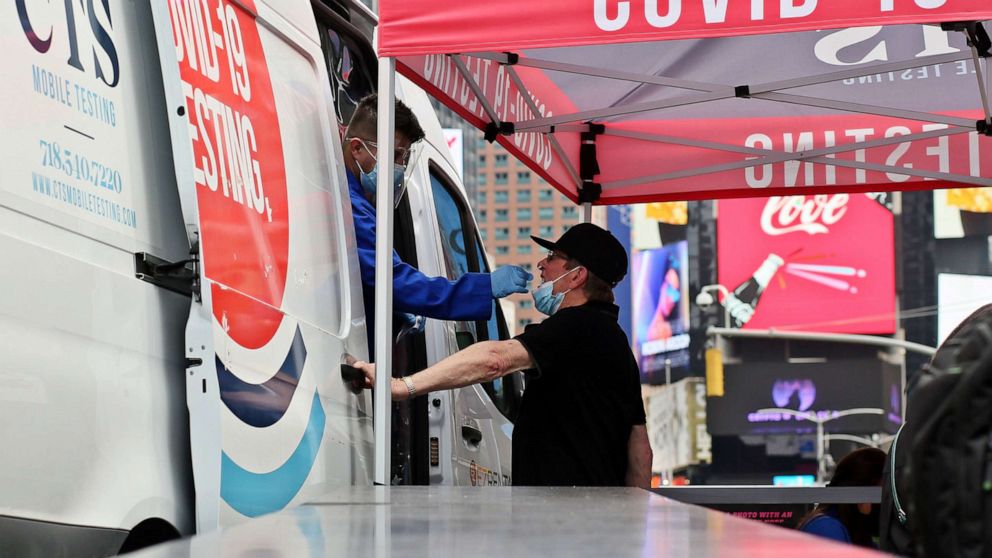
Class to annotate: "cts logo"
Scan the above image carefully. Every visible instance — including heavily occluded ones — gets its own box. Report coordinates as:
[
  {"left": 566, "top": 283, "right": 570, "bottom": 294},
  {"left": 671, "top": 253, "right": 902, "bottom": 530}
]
[
  {"left": 16, "top": 0, "right": 120, "bottom": 87},
  {"left": 772, "top": 379, "right": 816, "bottom": 411}
]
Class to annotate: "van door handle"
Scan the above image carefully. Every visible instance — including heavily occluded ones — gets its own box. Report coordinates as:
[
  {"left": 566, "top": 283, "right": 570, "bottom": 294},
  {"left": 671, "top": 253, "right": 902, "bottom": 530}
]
[
  {"left": 461, "top": 425, "right": 483, "bottom": 445},
  {"left": 341, "top": 363, "right": 364, "bottom": 393}
]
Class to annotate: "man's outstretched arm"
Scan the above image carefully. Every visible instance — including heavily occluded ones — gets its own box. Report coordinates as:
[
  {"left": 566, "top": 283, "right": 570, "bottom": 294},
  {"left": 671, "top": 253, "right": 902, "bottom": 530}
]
[{"left": 355, "top": 339, "right": 534, "bottom": 400}]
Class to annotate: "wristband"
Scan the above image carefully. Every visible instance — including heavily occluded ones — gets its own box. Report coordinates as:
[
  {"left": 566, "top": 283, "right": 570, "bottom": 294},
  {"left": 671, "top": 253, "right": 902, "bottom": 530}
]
[{"left": 401, "top": 376, "right": 416, "bottom": 398}]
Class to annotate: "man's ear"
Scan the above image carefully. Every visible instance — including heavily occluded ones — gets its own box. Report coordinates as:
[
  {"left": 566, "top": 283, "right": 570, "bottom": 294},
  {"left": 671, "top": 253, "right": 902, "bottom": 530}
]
[
  {"left": 571, "top": 266, "right": 589, "bottom": 289},
  {"left": 347, "top": 137, "right": 363, "bottom": 158}
]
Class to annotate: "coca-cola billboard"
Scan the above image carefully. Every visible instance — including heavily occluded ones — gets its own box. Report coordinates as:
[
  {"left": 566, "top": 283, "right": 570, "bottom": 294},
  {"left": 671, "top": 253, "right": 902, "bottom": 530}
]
[{"left": 717, "top": 194, "right": 895, "bottom": 334}]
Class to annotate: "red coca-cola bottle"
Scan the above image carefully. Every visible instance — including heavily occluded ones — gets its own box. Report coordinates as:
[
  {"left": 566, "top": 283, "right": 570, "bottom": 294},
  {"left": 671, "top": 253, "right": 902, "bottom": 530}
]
[{"left": 721, "top": 253, "right": 784, "bottom": 328}]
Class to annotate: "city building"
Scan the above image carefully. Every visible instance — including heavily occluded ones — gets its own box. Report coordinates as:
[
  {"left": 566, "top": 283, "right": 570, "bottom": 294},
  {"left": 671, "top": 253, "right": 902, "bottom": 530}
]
[{"left": 474, "top": 136, "right": 605, "bottom": 335}]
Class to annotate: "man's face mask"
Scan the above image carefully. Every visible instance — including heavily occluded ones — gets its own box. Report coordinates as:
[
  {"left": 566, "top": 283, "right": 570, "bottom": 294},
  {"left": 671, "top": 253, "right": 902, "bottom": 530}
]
[
  {"left": 531, "top": 266, "right": 582, "bottom": 316},
  {"left": 356, "top": 139, "right": 408, "bottom": 208}
]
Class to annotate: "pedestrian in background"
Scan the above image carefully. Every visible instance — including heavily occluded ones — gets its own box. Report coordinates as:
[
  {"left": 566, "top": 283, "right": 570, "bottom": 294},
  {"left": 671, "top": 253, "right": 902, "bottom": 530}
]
[{"left": 799, "top": 447, "right": 885, "bottom": 547}]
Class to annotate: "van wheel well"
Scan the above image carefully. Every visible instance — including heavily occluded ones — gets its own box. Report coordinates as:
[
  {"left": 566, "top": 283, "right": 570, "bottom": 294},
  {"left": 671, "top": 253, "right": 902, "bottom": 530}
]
[{"left": 117, "top": 518, "right": 180, "bottom": 554}]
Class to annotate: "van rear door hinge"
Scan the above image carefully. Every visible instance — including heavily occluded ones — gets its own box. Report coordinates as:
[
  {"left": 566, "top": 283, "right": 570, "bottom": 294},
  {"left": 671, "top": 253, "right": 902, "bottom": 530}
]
[{"left": 134, "top": 250, "right": 200, "bottom": 300}]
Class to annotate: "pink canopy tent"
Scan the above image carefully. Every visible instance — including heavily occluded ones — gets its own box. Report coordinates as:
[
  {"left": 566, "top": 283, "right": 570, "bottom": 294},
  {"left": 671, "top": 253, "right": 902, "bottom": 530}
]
[{"left": 367, "top": 1, "right": 992, "bottom": 482}]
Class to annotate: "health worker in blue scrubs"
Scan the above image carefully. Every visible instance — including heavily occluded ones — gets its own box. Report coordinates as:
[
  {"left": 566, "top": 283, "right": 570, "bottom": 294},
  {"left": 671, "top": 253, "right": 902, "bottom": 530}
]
[{"left": 342, "top": 94, "right": 531, "bottom": 353}]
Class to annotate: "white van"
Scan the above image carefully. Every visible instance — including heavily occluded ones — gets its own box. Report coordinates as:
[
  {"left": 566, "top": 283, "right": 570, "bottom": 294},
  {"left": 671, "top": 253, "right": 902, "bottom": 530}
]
[{"left": 0, "top": 1, "right": 522, "bottom": 555}]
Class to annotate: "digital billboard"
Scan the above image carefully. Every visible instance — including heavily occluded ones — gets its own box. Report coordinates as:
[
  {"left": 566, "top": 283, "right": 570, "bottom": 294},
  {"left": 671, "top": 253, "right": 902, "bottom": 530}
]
[
  {"left": 934, "top": 188, "right": 992, "bottom": 239},
  {"left": 632, "top": 241, "right": 689, "bottom": 383},
  {"left": 706, "top": 360, "right": 903, "bottom": 436},
  {"left": 937, "top": 273, "right": 992, "bottom": 345},
  {"left": 717, "top": 194, "right": 896, "bottom": 334}
]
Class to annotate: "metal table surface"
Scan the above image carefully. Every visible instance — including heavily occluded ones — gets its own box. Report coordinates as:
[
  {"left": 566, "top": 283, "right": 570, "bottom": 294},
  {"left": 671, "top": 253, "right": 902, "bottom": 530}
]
[{"left": 131, "top": 487, "right": 884, "bottom": 557}]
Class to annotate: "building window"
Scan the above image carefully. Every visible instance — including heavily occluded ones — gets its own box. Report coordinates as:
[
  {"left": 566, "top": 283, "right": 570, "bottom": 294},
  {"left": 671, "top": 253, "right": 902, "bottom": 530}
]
[
  {"left": 494, "top": 191, "right": 509, "bottom": 203},
  {"left": 495, "top": 172, "right": 509, "bottom": 185},
  {"left": 495, "top": 209, "right": 509, "bottom": 222},
  {"left": 518, "top": 318, "right": 533, "bottom": 328},
  {"left": 495, "top": 154, "right": 508, "bottom": 166},
  {"left": 517, "top": 244, "right": 532, "bottom": 255},
  {"left": 538, "top": 207, "right": 553, "bottom": 220},
  {"left": 539, "top": 225, "right": 554, "bottom": 237},
  {"left": 478, "top": 210, "right": 487, "bottom": 222},
  {"left": 562, "top": 224, "right": 572, "bottom": 234},
  {"left": 539, "top": 189, "right": 553, "bottom": 201},
  {"left": 517, "top": 226, "right": 531, "bottom": 239},
  {"left": 517, "top": 171, "right": 531, "bottom": 183},
  {"left": 517, "top": 189, "right": 531, "bottom": 203},
  {"left": 478, "top": 173, "right": 487, "bottom": 185},
  {"left": 479, "top": 229, "right": 488, "bottom": 240},
  {"left": 516, "top": 208, "right": 532, "bottom": 220},
  {"left": 495, "top": 246, "right": 510, "bottom": 255},
  {"left": 562, "top": 206, "right": 578, "bottom": 218},
  {"left": 521, "top": 263, "right": 533, "bottom": 273},
  {"left": 519, "top": 300, "right": 533, "bottom": 310},
  {"left": 477, "top": 192, "right": 487, "bottom": 204},
  {"left": 478, "top": 154, "right": 486, "bottom": 165},
  {"left": 494, "top": 227, "right": 509, "bottom": 240}
]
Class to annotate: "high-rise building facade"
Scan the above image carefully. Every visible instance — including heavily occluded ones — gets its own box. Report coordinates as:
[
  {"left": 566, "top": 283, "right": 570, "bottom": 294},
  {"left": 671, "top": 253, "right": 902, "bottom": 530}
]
[{"left": 474, "top": 138, "right": 604, "bottom": 335}]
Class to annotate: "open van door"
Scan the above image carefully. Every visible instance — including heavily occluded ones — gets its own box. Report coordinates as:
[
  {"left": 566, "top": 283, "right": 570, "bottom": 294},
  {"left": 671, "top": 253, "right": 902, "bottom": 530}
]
[
  {"left": 149, "top": 1, "right": 373, "bottom": 530},
  {"left": 406, "top": 132, "right": 522, "bottom": 486}
]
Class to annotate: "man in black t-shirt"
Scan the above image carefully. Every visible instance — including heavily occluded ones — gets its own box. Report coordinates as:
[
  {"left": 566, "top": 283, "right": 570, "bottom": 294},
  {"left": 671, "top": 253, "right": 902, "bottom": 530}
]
[{"left": 355, "top": 223, "right": 652, "bottom": 487}]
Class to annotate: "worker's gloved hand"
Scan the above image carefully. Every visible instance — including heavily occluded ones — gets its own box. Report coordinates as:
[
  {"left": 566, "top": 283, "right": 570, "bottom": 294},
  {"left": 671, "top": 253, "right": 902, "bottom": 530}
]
[{"left": 490, "top": 265, "right": 533, "bottom": 298}]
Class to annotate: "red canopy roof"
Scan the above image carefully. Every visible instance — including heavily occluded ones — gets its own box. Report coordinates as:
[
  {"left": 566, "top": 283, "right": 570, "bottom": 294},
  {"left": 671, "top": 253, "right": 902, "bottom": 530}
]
[{"left": 378, "top": 2, "right": 992, "bottom": 203}]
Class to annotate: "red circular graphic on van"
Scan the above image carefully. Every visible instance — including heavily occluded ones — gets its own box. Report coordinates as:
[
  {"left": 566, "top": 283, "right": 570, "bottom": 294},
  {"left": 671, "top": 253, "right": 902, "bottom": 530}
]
[{"left": 169, "top": 0, "right": 287, "bottom": 348}]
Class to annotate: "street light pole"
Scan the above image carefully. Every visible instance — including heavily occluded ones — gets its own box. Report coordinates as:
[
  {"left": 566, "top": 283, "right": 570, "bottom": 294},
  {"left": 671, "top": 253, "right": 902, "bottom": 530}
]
[{"left": 756, "top": 407, "right": 884, "bottom": 484}]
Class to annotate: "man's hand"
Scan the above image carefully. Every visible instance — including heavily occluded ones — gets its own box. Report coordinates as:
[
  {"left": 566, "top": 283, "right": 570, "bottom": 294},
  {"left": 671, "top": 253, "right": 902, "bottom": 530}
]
[
  {"left": 353, "top": 361, "right": 410, "bottom": 400},
  {"left": 353, "top": 361, "right": 376, "bottom": 390},
  {"left": 491, "top": 265, "right": 533, "bottom": 298}
]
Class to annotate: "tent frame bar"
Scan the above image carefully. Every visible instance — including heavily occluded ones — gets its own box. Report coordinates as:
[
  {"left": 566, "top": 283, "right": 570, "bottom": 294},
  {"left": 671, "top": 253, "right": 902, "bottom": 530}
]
[
  {"left": 456, "top": 46, "right": 990, "bottom": 191},
  {"left": 473, "top": 50, "right": 973, "bottom": 99},
  {"left": 480, "top": 49, "right": 977, "bottom": 131},
  {"left": 451, "top": 54, "right": 502, "bottom": 126},
  {"left": 968, "top": 41, "right": 992, "bottom": 125},
  {"left": 504, "top": 63, "right": 583, "bottom": 189}
]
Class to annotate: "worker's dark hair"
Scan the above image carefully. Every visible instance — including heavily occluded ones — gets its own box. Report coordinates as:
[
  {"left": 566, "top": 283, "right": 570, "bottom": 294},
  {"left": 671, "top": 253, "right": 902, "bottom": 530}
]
[
  {"left": 565, "top": 257, "right": 614, "bottom": 304},
  {"left": 345, "top": 93, "right": 425, "bottom": 143}
]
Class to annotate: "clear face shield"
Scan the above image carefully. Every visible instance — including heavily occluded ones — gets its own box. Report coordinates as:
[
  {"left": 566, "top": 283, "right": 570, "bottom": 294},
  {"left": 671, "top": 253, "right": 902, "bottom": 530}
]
[
  {"left": 394, "top": 141, "right": 423, "bottom": 209},
  {"left": 356, "top": 138, "right": 418, "bottom": 209}
]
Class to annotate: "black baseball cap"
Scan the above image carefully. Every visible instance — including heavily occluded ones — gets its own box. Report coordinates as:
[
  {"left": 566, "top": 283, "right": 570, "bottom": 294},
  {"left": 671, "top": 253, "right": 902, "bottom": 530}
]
[{"left": 531, "top": 223, "right": 628, "bottom": 286}]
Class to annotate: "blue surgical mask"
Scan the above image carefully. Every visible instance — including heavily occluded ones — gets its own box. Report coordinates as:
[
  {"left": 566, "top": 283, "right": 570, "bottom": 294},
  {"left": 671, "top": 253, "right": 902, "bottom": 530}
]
[
  {"left": 357, "top": 141, "right": 408, "bottom": 208},
  {"left": 532, "top": 267, "right": 581, "bottom": 316}
]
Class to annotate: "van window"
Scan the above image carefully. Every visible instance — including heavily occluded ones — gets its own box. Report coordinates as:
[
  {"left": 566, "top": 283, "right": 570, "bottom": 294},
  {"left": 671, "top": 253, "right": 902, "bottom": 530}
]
[
  {"left": 429, "top": 167, "right": 523, "bottom": 421},
  {"left": 318, "top": 12, "right": 375, "bottom": 128}
]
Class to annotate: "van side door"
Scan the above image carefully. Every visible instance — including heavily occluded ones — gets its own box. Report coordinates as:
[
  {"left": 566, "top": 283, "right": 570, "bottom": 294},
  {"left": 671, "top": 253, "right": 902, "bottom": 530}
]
[{"left": 149, "top": 1, "right": 372, "bottom": 530}]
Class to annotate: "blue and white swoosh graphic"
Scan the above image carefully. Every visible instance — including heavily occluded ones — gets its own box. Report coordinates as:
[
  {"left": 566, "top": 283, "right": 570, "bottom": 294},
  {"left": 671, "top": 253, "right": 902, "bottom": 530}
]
[
  {"left": 217, "top": 326, "right": 307, "bottom": 427},
  {"left": 221, "top": 390, "right": 326, "bottom": 517}
]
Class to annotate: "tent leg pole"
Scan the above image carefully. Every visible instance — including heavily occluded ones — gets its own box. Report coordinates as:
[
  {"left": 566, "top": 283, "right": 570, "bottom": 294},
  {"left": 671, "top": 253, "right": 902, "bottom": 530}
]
[
  {"left": 968, "top": 41, "right": 992, "bottom": 126},
  {"left": 582, "top": 202, "right": 592, "bottom": 223},
  {"left": 374, "top": 57, "right": 396, "bottom": 487}
]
